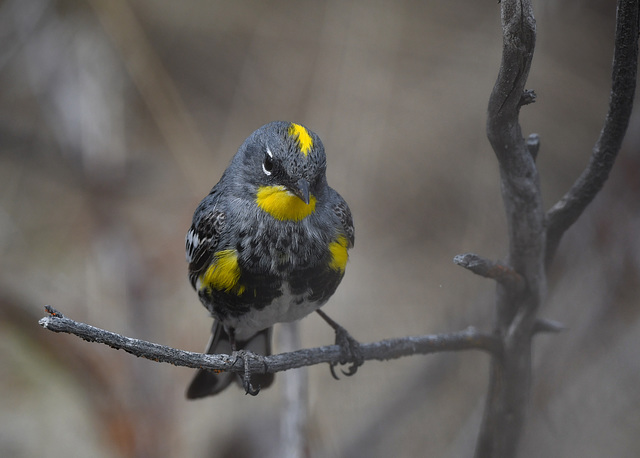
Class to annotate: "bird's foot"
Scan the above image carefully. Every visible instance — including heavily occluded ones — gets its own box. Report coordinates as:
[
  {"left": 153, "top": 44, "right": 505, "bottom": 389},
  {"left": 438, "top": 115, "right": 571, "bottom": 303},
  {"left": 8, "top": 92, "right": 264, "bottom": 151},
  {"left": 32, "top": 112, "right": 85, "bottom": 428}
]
[
  {"left": 316, "top": 309, "right": 364, "bottom": 379},
  {"left": 231, "top": 350, "right": 265, "bottom": 396}
]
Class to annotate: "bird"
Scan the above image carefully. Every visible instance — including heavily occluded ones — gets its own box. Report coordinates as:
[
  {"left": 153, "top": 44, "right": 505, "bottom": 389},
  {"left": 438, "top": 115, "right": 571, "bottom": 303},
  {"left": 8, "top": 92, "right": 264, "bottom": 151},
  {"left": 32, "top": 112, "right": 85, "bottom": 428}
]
[{"left": 185, "top": 121, "right": 355, "bottom": 398}]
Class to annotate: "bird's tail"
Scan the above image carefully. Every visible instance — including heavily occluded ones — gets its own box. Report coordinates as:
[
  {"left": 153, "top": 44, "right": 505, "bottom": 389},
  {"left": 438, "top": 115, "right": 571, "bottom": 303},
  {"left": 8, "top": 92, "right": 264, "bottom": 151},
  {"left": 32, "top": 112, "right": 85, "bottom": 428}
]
[{"left": 186, "top": 321, "right": 274, "bottom": 399}]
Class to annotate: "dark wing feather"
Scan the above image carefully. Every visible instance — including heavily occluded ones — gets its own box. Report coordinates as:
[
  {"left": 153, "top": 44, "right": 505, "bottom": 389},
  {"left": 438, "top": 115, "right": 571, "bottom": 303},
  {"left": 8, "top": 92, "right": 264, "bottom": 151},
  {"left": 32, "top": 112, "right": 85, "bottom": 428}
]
[
  {"left": 186, "top": 194, "right": 226, "bottom": 289},
  {"left": 333, "top": 198, "right": 355, "bottom": 248}
]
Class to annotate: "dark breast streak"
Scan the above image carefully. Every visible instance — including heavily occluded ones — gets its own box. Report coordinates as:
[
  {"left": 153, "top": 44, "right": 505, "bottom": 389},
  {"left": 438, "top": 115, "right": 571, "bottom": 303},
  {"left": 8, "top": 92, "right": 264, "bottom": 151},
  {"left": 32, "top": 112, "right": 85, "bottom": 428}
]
[{"left": 200, "top": 215, "right": 344, "bottom": 321}]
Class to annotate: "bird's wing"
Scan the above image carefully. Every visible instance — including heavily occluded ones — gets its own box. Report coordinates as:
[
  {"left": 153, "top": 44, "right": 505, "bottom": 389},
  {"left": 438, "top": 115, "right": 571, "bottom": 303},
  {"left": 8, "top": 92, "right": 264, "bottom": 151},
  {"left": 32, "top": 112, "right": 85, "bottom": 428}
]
[
  {"left": 332, "top": 196, "right": 355, "bottom": 248},
  {"left": 186, "top": 191, "right": 226, "bottom": 289}
]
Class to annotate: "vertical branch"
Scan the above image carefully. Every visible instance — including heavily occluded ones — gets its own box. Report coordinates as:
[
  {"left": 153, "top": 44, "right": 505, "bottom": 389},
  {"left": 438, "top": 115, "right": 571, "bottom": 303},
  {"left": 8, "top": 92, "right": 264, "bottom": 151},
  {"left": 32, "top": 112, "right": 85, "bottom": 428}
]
[
  {"left": 277, "top": 322, "right": 309, "bottom": 458},
  {"left": 486, "top": 0, "right": 543, "bottom": 329},
  {"left": 477, "top": 0, "right": 543, "bottom": 457}
]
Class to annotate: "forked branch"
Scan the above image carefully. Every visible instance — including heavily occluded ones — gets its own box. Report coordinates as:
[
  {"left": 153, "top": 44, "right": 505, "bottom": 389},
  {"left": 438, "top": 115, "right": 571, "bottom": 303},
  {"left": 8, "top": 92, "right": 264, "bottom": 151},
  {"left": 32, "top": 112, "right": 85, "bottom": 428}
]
[{"left": 472, "top": 1, "right": 638, "bottom": 457}]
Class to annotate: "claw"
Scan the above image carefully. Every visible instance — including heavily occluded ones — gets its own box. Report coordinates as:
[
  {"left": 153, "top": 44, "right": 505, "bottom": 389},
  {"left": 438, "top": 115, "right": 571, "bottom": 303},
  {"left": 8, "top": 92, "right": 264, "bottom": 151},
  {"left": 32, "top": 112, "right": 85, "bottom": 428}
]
[
  {"left": 329, "top": 362, "right": 340, "bottom": 380},
  {"left": 335, "top": 328, "right": 364, "bottom": 377},
  {"left": 341, "top": 363, "right": 359, "bottom": 377},
  {"left": 316, "top": 309, "right": 364, "bottom": 379},
  {"left": 232, "top": 349, "right": 264, "bottom": 396},
  {"left": 243, "top": 378, "right": 261, "bottom": 396}
]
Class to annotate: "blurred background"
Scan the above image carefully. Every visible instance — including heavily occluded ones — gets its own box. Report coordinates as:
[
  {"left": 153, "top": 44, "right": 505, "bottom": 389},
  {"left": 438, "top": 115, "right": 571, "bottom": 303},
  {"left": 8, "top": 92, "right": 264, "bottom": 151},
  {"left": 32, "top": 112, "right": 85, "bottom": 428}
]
[{"left": 1, "top": 0, "right": 639, "bottom": 457}]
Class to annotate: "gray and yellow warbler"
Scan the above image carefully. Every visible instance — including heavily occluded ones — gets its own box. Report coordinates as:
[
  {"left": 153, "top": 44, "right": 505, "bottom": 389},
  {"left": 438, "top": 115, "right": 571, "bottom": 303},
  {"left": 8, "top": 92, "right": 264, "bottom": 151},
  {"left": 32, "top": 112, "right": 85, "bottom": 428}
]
[{"left": 185, "top": 121, "right": 355, "bottom": 398}]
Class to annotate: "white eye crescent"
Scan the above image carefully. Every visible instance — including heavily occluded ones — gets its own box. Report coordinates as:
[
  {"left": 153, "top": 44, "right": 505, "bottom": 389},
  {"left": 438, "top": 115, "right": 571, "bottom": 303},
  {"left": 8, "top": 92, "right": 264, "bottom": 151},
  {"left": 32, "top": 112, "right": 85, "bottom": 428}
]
[{"left": 262, "top": 146, "right": 274, "bottom": 175}]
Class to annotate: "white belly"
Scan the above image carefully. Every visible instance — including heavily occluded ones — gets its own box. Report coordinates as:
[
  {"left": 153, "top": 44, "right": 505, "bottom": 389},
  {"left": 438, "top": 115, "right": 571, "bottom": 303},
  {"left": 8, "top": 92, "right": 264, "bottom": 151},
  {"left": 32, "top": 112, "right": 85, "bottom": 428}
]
[{"left": 226, "top": 283, "right": 324, "bottom": 341}]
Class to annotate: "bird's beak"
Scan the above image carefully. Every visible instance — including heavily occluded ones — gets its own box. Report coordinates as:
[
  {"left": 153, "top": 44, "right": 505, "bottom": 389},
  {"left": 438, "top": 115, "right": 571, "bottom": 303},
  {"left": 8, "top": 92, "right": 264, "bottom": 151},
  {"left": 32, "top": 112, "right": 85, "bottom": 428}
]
[{"left": 291, "top": 178, "right": 310, "bottom": 205}]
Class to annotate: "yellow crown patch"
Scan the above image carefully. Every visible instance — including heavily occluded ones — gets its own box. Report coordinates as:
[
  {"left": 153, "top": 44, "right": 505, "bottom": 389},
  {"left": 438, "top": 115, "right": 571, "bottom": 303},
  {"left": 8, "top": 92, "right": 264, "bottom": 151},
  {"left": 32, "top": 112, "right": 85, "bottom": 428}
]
[{"left": 288, "top": 123, "right": 313, "bottom": 156}]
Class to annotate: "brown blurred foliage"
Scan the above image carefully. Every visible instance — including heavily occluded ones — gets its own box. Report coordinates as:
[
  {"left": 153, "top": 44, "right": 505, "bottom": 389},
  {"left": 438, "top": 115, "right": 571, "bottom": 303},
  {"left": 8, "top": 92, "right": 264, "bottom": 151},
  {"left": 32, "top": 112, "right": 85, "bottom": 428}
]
[{"left": 0, "top": 1, "right": 638, "bottom": 457}]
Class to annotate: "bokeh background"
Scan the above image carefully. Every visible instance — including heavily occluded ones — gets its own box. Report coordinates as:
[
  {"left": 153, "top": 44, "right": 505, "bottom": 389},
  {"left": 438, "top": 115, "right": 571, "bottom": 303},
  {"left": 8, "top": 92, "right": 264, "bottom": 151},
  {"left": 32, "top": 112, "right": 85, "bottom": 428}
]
[{"left": 1, "top": 0, "right": 639, "bottom": 457}]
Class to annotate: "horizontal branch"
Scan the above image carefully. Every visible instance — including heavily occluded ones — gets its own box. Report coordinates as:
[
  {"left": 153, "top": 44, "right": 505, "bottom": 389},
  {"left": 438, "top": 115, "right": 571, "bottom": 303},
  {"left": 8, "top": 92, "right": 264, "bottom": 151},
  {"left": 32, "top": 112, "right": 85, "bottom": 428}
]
[{"left": 38, "top": 306, "right": 501, "bottom": 376}]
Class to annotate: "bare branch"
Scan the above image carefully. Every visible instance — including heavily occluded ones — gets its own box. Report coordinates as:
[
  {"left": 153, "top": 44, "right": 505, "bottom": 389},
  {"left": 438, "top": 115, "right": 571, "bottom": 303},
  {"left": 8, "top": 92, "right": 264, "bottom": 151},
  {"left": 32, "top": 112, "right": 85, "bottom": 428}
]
[
  {"left": 478, "top": 1, "right": 544, "bottom": 457},
  {"left": 485, "top": 0, "right": 545, "bottom": 311},
  {"left": 526, "top": 133, "right": 540, "bottom": 160},
  {"left": 486, "top": 0, "right": 536, "bottom": 176},
  {"left": 454, "top": 253, "right": 526, "bottom": 292},
  {"left": 519, "top": 89, "right": 537, "bottom": 107},
  {"left": 38, "top": 306, "right": 501, "bottom": 379},
  {"left": 532, "top": 318, "right": 566, "bottom": 335},
  {"left": 545, "top": 0, "right": 639, "bottom": 265},
  {"left": 476, "top": 2, "right": 638, "bottom": 456}
]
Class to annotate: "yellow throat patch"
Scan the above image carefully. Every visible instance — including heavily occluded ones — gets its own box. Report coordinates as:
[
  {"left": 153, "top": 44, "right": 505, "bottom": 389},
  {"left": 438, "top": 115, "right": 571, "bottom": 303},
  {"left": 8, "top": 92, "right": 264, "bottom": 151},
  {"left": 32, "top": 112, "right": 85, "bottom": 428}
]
[
  {"left": 200, "top": 249, "right": 245, "bottom": 295},
  {"left": 256, "top": 185, "right": 317, "bottom": 221},
  {"left": 288, "top": 123, "right": 313, "bottom": 156}
]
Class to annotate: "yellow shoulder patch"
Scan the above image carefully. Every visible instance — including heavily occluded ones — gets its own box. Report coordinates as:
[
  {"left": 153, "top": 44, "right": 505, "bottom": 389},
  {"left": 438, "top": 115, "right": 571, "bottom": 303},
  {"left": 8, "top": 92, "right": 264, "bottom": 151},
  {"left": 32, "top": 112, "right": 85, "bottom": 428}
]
[
  {"left": 200, "top": 249, "right": 245, "bottom": 295},
  {"left": 288, "top": 123, "right": 313, "bottom": 156},
  {"left": 256, "top": 185, "right": 317, "bottom": 221},
  {"left": 328, "top": 235, "right": 349, "bottom": 273}
]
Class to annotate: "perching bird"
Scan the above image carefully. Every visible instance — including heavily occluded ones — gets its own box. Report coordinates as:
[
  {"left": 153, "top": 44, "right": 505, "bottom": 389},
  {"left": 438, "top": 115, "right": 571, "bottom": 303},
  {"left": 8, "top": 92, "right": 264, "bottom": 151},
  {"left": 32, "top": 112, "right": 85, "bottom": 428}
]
[{"left": 185, "top": 121, "right": 355, "bottom": 398}]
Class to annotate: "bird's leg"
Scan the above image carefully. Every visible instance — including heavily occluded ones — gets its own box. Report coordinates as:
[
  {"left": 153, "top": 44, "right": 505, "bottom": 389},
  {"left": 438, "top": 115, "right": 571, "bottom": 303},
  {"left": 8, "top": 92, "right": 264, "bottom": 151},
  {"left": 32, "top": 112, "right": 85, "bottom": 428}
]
[
  {"left": 316, "top": 309, "right": 364, "bottom": 379},
  {"left": 227, "top": 326, "right": 238, "bottom": 351}
]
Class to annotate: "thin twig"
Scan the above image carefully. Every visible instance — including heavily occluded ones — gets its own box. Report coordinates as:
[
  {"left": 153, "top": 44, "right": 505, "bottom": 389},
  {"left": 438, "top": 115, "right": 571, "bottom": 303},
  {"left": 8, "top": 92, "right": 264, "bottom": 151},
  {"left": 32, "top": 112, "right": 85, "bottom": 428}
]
[
  {"left": 545, "top": 0, "right": 639, "bottom": 265},
  {"left": 38, "top": 306, "right": 501, "bottom": 376},
  {"left": 454, "top": 253, "right": 526, "bottom": 292},
  {"left": 532, "top": 318, "right": 566, "bottom": 335}
]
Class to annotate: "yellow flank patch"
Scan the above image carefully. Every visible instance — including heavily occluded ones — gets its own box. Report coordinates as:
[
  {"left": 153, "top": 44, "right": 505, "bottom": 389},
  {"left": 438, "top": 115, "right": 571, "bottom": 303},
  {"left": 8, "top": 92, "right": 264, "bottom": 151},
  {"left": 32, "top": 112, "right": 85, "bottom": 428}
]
[
  {"left": 200, "top": 249, "right": 245, "bottom": 295},
  {"left": 328, "top": 236, "right": 349, "bottom": 273},
  {"left": 288, "top": 123, "right": 313, "bottom": 156},
  {"left": 256, "top": 185, "right": 317, "bottom": 221}
]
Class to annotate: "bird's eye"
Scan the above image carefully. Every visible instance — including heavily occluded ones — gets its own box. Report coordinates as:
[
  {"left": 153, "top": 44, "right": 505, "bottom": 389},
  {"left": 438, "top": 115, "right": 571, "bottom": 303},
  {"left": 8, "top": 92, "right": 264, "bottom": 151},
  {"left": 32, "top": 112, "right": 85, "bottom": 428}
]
[{"left": 262, "top": 149, "right": 274, "bottom": 176}]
